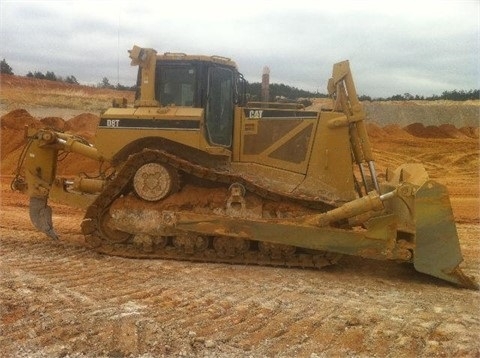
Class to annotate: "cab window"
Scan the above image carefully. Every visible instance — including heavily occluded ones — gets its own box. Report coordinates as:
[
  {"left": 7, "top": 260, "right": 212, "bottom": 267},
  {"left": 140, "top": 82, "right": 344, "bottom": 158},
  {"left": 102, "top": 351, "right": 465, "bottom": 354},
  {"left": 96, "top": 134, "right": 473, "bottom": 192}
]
[
  {"left": 205, "top": 66, "right": 234, "bottom": 147},
  {"left": 157, "top": 66, "right": 196, "bottom": 106}
]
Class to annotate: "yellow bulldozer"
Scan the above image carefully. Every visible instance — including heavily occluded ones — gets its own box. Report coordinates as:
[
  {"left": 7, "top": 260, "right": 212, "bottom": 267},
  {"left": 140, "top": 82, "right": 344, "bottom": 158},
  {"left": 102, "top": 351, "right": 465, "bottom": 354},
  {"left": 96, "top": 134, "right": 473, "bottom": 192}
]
[{"left": 12, "top": 45, "right": 478, "bottom": 289}]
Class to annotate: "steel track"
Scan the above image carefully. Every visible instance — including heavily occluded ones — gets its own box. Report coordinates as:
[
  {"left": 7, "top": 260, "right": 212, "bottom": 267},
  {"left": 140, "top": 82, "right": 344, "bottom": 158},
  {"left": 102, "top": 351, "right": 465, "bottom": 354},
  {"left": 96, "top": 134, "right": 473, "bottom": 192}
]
[{"left": 81, "top": 149, "right": 341, "bottom": 268}]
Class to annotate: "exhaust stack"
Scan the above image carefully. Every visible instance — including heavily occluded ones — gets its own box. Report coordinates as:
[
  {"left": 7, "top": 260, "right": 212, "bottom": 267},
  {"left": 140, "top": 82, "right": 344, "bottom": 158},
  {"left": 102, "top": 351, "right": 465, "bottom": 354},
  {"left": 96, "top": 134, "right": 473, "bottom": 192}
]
[{"left": 261, "top": 66, "right": 270, "bottom": 103}]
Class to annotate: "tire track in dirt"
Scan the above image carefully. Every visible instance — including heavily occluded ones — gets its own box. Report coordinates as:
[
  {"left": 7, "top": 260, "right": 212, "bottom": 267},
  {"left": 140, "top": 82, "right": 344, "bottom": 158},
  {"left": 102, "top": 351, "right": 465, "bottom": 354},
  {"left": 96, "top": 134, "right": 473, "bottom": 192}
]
[{"left": 1, "top": 226, "right": 479, "bottom": 357}]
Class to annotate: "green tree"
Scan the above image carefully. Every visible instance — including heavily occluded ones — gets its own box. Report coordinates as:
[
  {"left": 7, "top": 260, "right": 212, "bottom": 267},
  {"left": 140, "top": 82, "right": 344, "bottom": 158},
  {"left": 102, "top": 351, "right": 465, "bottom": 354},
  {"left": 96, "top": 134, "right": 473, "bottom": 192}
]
[
  {"left": 45, "top": 71, "right": 57, "bottom": 81},
  {"left": 116, "top": 83, "right": 136, "bottom": 91},
  {"left": 65, "top": 75, "right": 79, "bottom": 85},
  {"left": 33, "top": 71, "right": 46, "bottom": 79},
  {"left": 0, "top": 59, "right": 14, "bottom": 75},
  {"left": 99, "top": 77, "right": 114, "bottom": 89},
  {"left": 358, "top": 95, "right": 372, "bottom": 101}
]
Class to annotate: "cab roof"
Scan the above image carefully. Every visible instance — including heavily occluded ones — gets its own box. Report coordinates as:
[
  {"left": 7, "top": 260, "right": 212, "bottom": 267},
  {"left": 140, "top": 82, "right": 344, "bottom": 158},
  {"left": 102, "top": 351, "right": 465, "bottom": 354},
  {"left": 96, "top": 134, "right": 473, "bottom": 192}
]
[{"left": 156, "top": 52, "right": 238, "bottom": 69}]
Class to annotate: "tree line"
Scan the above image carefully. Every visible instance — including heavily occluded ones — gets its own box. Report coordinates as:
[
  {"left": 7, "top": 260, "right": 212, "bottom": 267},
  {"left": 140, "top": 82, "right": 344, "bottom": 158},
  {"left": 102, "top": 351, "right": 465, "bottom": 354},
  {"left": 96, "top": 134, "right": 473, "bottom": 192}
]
[
  {"left": 246, "top": 82, "right": 328, "bottom": 102},
  {"left": 359, "top": 90, "right": 480, "bottom": 102},
  {"left": 247, "top": 83, "right": 479, "bottom": 102},
  {"left": 2, "top": 59, "right": 479, "bottom": 101}
]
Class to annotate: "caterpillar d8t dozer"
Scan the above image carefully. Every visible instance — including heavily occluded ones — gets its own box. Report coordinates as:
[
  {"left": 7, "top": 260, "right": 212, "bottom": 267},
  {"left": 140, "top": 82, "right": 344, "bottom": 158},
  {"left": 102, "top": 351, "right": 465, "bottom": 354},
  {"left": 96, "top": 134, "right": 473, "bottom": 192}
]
[{"left": 12, "top": 45, "right": 478, "bottom": 289}]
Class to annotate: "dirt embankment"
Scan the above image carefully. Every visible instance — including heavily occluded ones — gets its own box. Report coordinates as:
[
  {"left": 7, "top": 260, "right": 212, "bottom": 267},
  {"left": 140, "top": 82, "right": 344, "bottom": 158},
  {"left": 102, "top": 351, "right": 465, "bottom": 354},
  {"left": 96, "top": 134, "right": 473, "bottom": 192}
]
[
  {"left": 363, "top": 100, "right": 480, "bottom": 127},
  {"left": 0, "top": 74, "right": 135, "bottom": 116},
  {"left": 308, "top": 98, "right": 480, "bottom": 127}
]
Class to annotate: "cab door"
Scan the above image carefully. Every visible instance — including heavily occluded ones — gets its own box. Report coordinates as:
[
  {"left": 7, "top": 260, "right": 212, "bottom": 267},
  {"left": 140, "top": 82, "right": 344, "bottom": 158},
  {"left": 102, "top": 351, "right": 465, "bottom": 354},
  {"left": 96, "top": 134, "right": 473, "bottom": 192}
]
[{"left": 205, "top": 66, "right": 234, "bottom": 147}]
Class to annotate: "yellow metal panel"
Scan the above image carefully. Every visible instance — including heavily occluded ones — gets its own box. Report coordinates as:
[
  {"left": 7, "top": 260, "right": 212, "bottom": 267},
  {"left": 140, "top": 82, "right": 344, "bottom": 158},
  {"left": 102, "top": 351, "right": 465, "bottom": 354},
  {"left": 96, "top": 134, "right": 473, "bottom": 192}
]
[
  {"left": 232, "top": 106, "right": 243, "bottom": 162},
  {"left": 102, "top": 108, "right": 137, "bottom": 117},
  {"left": 96, "top": 107, "right": 206, "bottom": 160},
  {"left": 95, "top": 128, "right": 201, "bottom": 161},
  {"left": 239, "top": 116, "right": 317, "bottom": 174},
  {"left": 297, "top": 111, "right": 356, "bottom": 202},
  {"left": 174, "top": 107, "right": 204, "bottom": 117}
]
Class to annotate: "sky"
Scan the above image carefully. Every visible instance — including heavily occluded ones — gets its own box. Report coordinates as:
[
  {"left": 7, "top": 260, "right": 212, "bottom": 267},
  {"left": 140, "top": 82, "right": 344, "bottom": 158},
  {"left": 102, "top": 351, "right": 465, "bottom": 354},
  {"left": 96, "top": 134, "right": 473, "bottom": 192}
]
[{"left": 0, "top": 0, "right": 478, "bottom": 98}]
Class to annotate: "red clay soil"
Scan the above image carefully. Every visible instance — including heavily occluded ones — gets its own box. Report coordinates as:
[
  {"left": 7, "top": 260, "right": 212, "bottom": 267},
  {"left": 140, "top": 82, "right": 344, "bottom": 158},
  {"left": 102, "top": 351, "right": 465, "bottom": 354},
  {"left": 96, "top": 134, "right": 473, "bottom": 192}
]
[
  {"left": 404, "top": 123, "right": 451, "bottom": 138},
  {"left": 66, "top": 113, "right": 100, "bottom": 133},
  {"left": 0, "top": 73, "right": 132, "bottom": 98},
  {"left": 459, "top": 126, "right": 480, "bottom": 139},
  {"left": 404, "top": 122, "right": 479, "bottom": 139},
  {"left": 1, "top": 109, "right": 101, "bottom": 175}
]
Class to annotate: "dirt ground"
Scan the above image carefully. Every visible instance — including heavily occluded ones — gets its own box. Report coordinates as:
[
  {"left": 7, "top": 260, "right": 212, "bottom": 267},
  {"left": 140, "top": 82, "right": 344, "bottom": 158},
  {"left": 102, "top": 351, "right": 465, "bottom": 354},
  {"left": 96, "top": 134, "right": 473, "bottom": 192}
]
[{"left": 0, "top": 76, "right": 479, "bottom": 357}]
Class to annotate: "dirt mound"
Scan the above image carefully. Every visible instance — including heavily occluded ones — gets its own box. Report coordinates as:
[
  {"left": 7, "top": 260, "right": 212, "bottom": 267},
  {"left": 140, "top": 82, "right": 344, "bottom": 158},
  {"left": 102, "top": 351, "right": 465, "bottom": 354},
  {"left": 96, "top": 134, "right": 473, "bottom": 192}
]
[
  {"left": 1, "top": 110, "right": 38, "bottom": 161},
  {"left": 459, "top": 126, "right": 480, "bottom": 139},
  {"left": 1, "top": 109, "right": 99, "bottom": 174},
  {"left": 0, "top": 109, "right": 38, "bottom": 130},
  {"left": 66, "top": 113, "right": 99, "bottom": 133},
  {"left": 1, "top": 131, "right": 25, "bottom": 162},
  {"left": 382, "top": 124, "right": 414, "bottom": 139},
  {"left": 0, "top": 109, "right": 99, "bottom": 135},
  {"left": 404, "top": 123, "right": 451, "bottom": 138},
  {"left": 366, "top": 123, "right": 387, "bottom": 138},
  {"left": 367, "top": 123, "right": 414, "bottom": 140},
  {"left": 438, "top": 124, "right": 470, "bottom": 139},
  {"left": 40, "top": 116, "right": 66, "bottom": 131},
  {"left": 360, "top": 123, "right": 415, "bottom": 141},
  {"left": 405, "top": 123, "right": 479, "bottom": 139}
]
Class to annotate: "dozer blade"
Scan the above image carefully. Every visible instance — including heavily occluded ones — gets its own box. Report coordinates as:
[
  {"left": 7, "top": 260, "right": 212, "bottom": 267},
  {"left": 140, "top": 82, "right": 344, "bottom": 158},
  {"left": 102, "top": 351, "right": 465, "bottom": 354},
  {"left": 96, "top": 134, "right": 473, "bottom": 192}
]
[
  {"left": 413, "top": 180, "right": 478, "bottom": 289},
  {"left": 29, "top": 197, "right": 58, "bottom": 240}
]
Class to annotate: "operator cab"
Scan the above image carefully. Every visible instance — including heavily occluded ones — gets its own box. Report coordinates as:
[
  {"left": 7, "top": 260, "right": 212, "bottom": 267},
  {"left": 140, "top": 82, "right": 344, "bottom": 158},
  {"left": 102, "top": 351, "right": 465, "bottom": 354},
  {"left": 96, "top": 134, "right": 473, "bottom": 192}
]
[{"left": 135, "top": 54, "right": 246, "bottom": 148}]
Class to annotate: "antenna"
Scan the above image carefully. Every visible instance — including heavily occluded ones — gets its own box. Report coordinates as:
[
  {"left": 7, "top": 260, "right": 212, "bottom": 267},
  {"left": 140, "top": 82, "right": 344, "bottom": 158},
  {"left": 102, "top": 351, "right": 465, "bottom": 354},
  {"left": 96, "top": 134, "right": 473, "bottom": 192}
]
[{"left": 117, "top": 11, "right": 120, "bottom": 86}]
